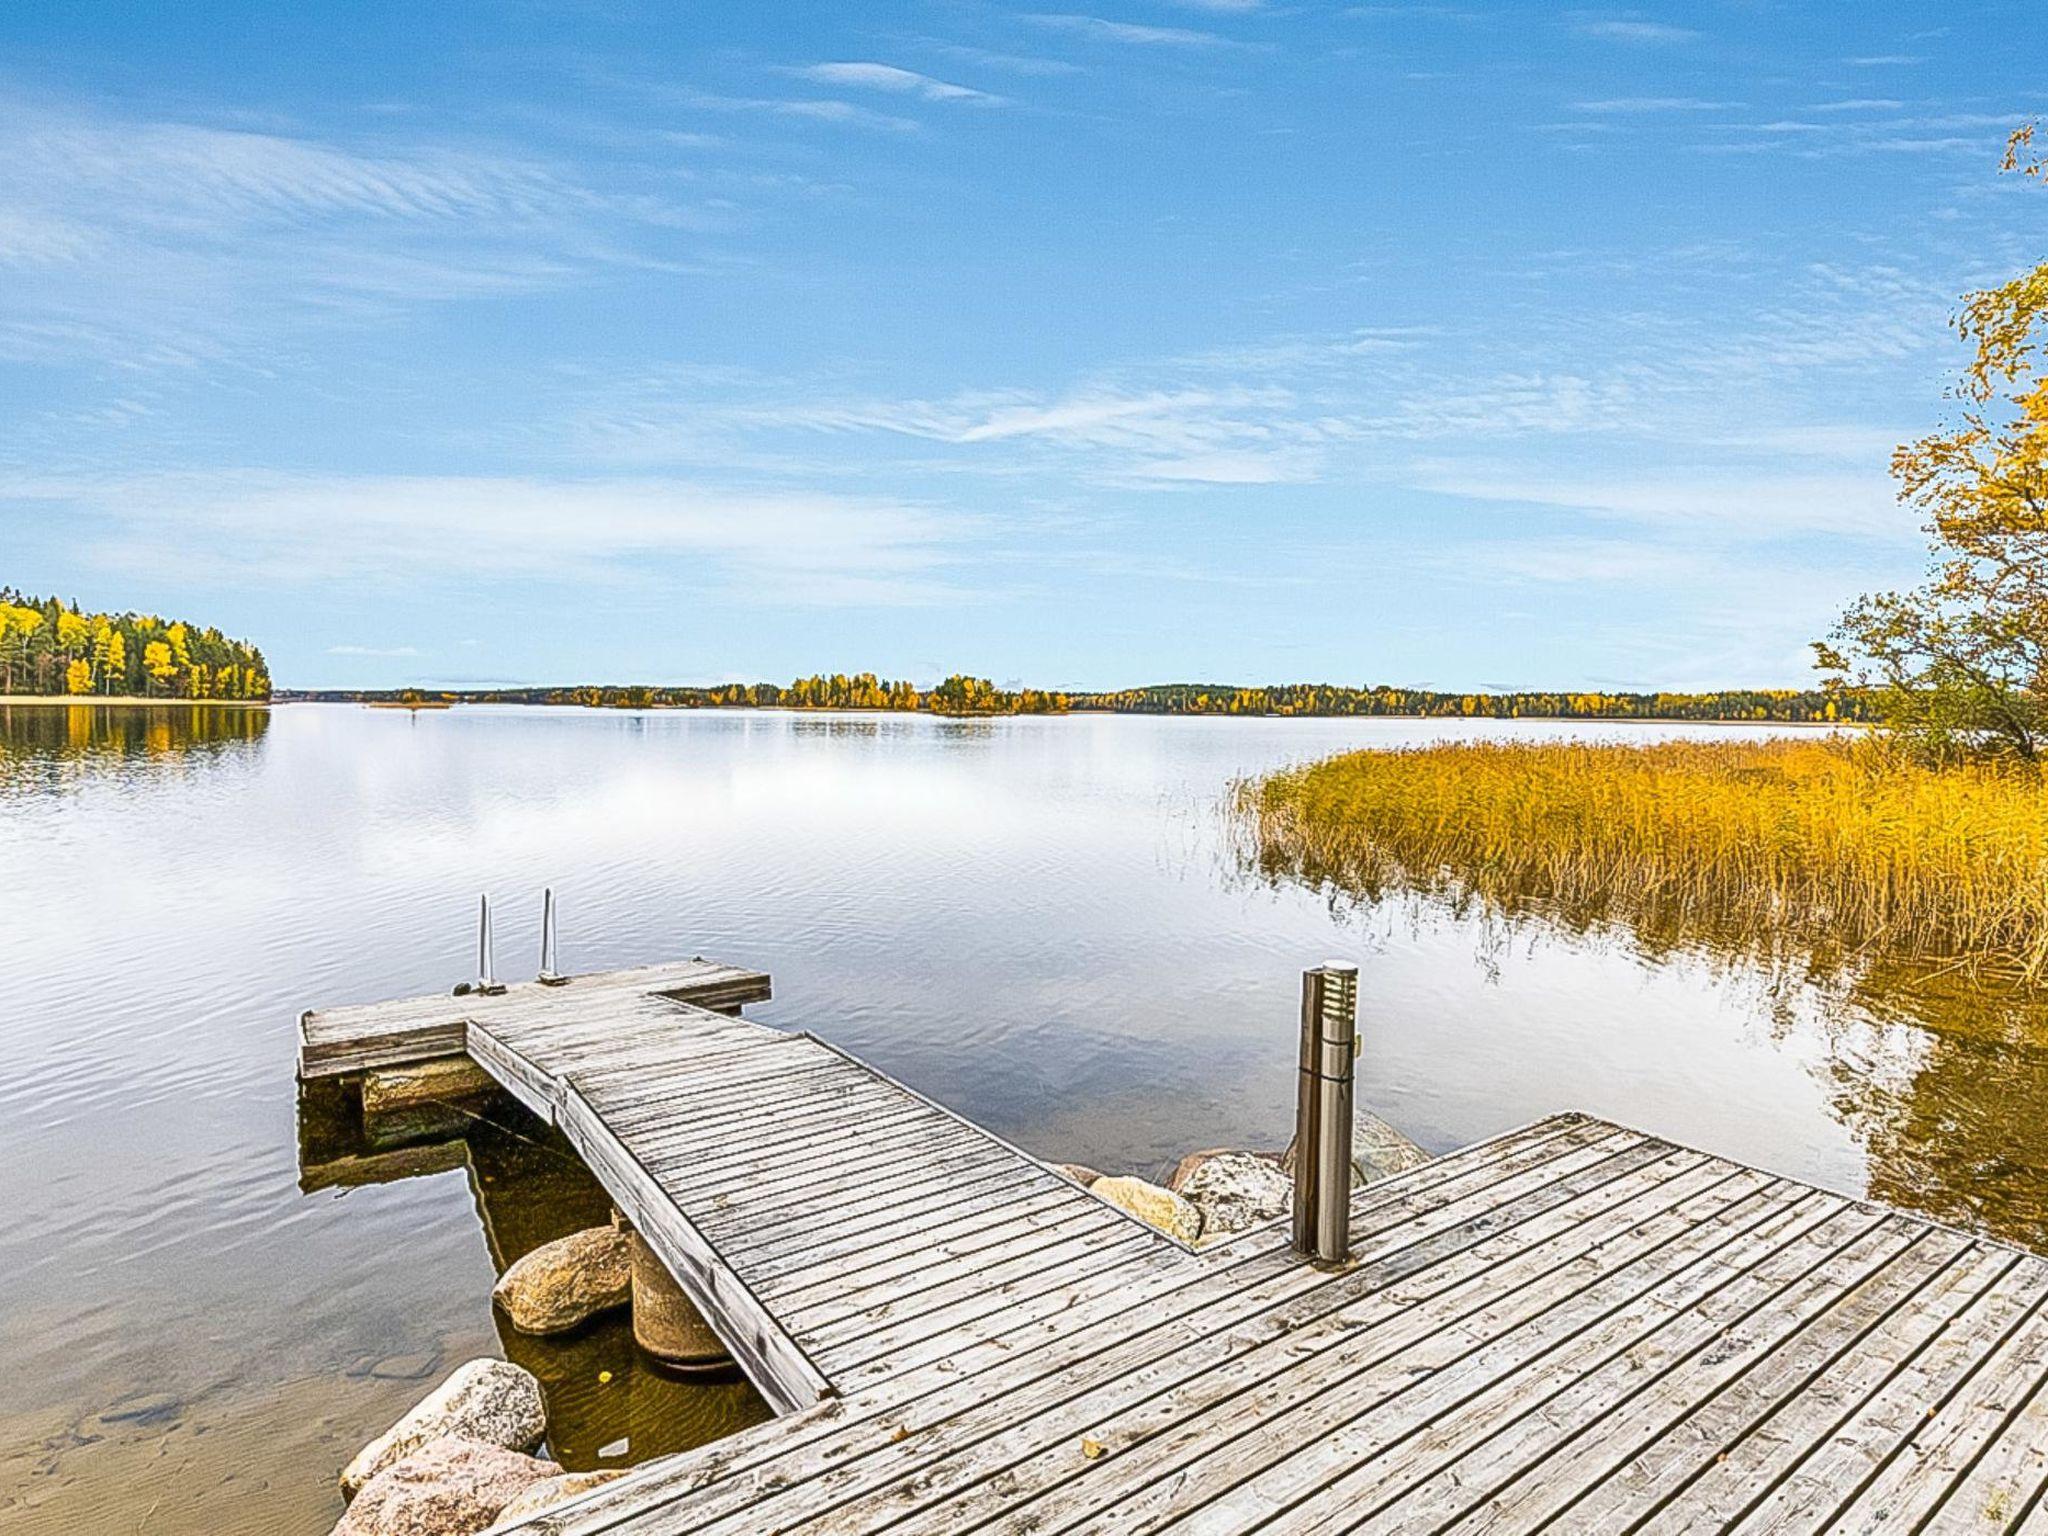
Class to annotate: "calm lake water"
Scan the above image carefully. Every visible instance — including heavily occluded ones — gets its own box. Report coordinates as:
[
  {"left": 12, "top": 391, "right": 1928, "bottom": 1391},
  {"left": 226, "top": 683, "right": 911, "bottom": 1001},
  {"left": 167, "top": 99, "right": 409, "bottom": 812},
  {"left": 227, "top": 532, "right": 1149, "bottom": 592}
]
[{"left": 4, "top": 701, "right": 2044, "bottom": 1533}]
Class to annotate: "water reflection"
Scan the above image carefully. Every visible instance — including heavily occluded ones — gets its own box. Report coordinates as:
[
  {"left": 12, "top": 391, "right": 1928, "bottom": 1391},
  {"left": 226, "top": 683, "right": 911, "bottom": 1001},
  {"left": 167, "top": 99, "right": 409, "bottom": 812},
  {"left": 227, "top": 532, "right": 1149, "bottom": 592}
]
[
  {"left": 1246, "top": 847, "right": 2048, "bottom": 1255},
  {"left": 0, "top": 702, "right": 269, "bottom": 793},
  {"left": 296, "top": 1079, "right": 771, "bottom": 1470},
  {"left": 16, "top": 703, "right": 2048, "bottom": 1532}
]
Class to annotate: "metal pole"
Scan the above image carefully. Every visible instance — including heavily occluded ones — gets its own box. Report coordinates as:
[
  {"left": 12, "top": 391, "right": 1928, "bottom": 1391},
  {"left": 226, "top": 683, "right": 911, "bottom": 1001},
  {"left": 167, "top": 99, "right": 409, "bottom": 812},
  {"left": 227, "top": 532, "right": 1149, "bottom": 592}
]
[
  {"left": 1291, "top": 970, "right": 1323, "bottom": 1256},
  {"left": 538, "top": 887, "right": 567, "bottom": 985},
  {"left": 1311, "top": 964, "right": 1358, "bottom": 1266},
  {"left": 475, "top": 894, "right": 506, "bottom": 995}
]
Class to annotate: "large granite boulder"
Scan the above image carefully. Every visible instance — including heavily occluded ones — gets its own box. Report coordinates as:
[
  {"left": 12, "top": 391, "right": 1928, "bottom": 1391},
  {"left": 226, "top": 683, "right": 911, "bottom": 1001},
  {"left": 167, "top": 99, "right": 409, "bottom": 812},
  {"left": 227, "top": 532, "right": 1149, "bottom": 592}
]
[
  {"left": 333, "top": 1436, "right": 561, "bottom": 1535},
  {"left": 341, "top": 1359, "right": 547, "bottom": 1497},
  {"left": 494, "top": 1468, "right": 630, "bottom": 1523},
  {"left": 1354, "top": 1111, "right": 1434, "bottom": 1180},
  {"left": 1166, "top": 1146, "right": 1277, "bottom": 1192},
  {"left": 1279, "top": 1110, "right": 1432, "bottom": 1187},
  {"left": 1173, "top": 1152, "right": 1293, "bottom": 1239},
  {"left": 492, "top": 1226, "right": 632, "bottom": 1336},
  {"left": 1090, "top": 1175, "right": 1203, "bottom": 1243}
]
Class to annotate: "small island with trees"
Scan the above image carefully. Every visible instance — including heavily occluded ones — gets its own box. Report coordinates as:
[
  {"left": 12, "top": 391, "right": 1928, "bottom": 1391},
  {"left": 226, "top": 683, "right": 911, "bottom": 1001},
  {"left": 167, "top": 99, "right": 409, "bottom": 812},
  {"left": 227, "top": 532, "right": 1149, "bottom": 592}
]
[
  {"left": 285, "top": 676, "right": 1871, "bottom": 723},
  {"left": 0, "top": 590, "right": 271, "bottom": 701}
]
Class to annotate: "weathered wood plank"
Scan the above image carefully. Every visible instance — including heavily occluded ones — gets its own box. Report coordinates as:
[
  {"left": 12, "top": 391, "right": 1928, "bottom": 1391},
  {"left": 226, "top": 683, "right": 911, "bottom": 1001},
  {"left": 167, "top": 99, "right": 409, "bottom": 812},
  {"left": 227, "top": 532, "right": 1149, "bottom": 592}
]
[
  {"left": 1927, "top": 1306, "right": 2048, "bottom": 1533},
  {"left": 1714, "top": 1246, "right": 2033, "bottom": 1533},
  {"left": 1818, "top": 1279, "right": 2048, "bottom": 1533},
  {"left": 554, "top": 1083, "right": 832, "bottom": 1415},
  {"left": 877, "top": 1163, "right": 1795, "bottom": 1536},
  {"left": 651, "top": 1138, "right": 1704, "bottom": 1536},
  {"left": 297, "top": 960, "right": 770, "bottom": 1076},
  {"left": 1493, "top": 1221, "right": 1968, "bottom": 1532},
  {"left": 1338, "top": 1205, "right": 1977, "bottom": 1535},
  {"left": 489, "top": 1116, "right": 1623, "bottom": 1535}
]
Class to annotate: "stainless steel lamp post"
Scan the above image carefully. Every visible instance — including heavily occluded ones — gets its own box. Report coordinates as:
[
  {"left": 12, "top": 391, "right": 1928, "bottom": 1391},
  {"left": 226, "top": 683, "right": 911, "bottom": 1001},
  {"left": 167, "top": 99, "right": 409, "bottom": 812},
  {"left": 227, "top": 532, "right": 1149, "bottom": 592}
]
[{"left": 1292, "top": 963, "right": 1358, "bottom": 1266}]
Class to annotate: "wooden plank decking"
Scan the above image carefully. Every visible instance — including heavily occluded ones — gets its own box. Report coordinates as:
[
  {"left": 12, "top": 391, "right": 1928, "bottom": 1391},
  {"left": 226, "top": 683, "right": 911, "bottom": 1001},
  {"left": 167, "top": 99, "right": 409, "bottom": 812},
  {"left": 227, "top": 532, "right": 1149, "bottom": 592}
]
[
  {"left": 299, "top": 962, "right": 1184, "bottom": 1415},
  {"left": 301, "top": 963, "right": 2048, "bottom": 1533}
]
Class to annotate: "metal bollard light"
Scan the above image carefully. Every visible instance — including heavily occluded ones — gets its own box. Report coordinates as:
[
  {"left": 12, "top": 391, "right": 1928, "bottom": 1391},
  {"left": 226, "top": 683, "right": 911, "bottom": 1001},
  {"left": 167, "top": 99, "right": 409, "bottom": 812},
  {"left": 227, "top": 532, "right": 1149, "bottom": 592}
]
[{"left": 1292, "top": 964, "right": 1359, "bottom": 1265}]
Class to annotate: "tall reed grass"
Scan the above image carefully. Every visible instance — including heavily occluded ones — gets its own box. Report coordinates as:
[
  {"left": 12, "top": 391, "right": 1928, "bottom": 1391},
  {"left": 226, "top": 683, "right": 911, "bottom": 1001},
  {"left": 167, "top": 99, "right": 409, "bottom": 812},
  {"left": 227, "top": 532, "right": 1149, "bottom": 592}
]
[{"left": 1240, "top": 736, "right": 2048, "bottom": 983}]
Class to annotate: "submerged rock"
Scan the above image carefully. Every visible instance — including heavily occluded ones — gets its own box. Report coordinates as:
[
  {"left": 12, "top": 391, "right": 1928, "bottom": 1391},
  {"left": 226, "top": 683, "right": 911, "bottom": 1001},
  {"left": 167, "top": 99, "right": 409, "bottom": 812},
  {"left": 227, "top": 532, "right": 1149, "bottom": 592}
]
[
  {"left": 361, "top": 1057, "right": 499, "bottom": 1118},
  {"left": 1050, "top": 1162, "right": 1104, "bottom": 1189},
  {"left": 1174, "top": 1152, "right": 1293, "bottom": 1240},
  {"left": 1090, "top": 1175, "right": 1204, "bottom": 1243},
  {"left": 493, "top": 1226, "right": 632, "bottom": 1336},
  {"left": 341, "top": 1359, "right": 547, "bottom": 1498},
  {"left": 494, "top": 1468, "right": 630, "bottom": 1523},
  {"left": 333, "top": 1435, "right": 560, "bottom": 1536}
]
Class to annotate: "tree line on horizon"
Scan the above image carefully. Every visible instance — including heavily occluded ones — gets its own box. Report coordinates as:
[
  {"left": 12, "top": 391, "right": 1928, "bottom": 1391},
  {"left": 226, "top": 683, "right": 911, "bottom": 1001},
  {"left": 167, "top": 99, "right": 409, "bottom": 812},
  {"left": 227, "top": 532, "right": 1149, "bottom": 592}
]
[
  {"left": 289, "top": 672, "right": 1873, "bottom": 723},
  {"left": 0, "top": 589, "right": 271, "bottom": 701}
]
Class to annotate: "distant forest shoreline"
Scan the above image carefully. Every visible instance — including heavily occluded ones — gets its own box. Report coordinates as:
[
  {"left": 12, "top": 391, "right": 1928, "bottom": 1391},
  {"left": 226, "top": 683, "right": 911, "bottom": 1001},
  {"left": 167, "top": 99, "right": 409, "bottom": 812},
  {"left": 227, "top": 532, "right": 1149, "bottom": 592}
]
[
  {"left": 0, "top": 695, "right": 268, "bottom": 707},
  {"left": 0, "top": 589, "right": 271, "bottom": 701},
  {"left": 277, "top": 673, "right": 1872, "bottom": 724}
]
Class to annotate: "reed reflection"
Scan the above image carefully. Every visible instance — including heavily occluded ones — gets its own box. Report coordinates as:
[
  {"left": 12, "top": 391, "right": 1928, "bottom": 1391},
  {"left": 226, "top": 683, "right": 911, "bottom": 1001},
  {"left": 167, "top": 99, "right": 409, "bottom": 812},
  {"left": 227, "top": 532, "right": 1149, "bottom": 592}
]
[{"left": 1243, "top": 825, "right": 2048, "bottom": 1256}]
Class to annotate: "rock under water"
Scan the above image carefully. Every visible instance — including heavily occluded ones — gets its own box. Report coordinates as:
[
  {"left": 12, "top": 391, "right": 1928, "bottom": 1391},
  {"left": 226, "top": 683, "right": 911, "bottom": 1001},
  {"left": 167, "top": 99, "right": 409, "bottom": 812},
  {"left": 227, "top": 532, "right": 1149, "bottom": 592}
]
[{"left": 492, "top": 1225, "right": 633, "bottom": 1336}]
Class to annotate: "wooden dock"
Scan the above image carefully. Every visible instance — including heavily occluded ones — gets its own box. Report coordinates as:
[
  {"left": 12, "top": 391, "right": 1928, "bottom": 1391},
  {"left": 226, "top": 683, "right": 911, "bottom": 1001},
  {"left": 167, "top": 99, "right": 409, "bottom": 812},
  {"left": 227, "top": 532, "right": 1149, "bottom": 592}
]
[{"left": 300, "top": 962, "right": 2048, "bottom": 1533}]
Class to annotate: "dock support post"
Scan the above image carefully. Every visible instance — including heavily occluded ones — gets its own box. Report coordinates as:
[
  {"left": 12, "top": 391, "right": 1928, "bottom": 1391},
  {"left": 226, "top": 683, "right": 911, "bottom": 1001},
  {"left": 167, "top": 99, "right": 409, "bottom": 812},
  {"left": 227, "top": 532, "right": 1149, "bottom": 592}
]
[
  {"left": 1292, "top": 964, "right": 1358, "bottom": 1266},
  {"left": 625, "top": 1228, "right": 733, "bottom": 1369}
]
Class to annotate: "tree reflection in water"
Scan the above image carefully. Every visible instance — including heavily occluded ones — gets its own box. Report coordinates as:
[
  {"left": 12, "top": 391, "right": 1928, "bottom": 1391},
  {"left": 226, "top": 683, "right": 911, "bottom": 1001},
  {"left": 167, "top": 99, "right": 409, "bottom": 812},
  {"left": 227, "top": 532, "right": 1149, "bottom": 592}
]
[{"left": 0, "top": 702, "right": 270, "bottom": 792}]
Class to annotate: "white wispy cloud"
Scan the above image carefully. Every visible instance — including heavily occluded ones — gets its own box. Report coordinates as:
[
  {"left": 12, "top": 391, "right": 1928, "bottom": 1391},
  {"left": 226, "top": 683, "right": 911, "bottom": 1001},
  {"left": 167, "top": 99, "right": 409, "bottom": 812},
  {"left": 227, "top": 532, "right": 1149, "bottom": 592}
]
[
  {"left": 0, "top": 111, "right": 563, "bottom": 228},
  {"left": 1406, "top": 466, "right": 1912, "bottom": 539},
  {"left": 1024, "top": 13, "right": 1237, "bottom": 48},
  {"left": 11, "top": 472, "right": 986, "bottom": 605},
  {"left": 0, "top": 98, "right": 720, "bottom": 380},
  {"left": 913, "top": 41, "right": 1083, "bottom": 77},
  {"left": 1441, "top": 535, "right": 1704, "bottom": 584},
  {"left": 682, "top": 91, "right": 921, "bottom": 132},
  {"left": 1572, "top": 97, "right": 1742, "bottom": 113},
  {"left": 1572, "top": 17, "right": 1701, "bottom": 44},
  {"left": 792, "top": 63, "right": 1001, "bottom": 105},
  {"left": 741, "top": 384, "right": 1325, "bottom": 484}
]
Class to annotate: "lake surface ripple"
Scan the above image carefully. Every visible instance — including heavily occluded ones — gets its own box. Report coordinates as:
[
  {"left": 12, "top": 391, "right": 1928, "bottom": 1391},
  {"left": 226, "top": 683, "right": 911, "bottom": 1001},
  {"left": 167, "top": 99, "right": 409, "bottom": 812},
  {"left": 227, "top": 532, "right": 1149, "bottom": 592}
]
[{"left": 3, "top": 702, "right": 2042, "bottom": 1532}]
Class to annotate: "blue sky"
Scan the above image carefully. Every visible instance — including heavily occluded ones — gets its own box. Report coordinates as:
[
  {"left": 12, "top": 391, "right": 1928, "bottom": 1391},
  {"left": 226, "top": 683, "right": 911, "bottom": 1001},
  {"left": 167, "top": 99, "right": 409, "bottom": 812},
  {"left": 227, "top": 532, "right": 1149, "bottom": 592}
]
[{"left": 0, "top": 2, "right": 2039, "bottom": 691}]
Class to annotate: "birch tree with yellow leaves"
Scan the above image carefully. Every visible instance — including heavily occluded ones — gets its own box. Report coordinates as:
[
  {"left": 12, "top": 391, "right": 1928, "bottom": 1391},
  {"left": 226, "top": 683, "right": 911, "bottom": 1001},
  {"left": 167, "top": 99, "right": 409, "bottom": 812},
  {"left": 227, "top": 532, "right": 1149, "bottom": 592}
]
[{"left": 1819, "top": 126, "right": 2048, "bottom": 762}]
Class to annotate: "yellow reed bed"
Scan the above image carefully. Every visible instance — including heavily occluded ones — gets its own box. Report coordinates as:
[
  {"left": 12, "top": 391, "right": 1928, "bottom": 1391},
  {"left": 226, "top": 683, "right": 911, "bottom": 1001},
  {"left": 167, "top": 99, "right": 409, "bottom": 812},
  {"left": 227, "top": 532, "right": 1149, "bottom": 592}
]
[{"left": 1243, "top": 736, "right": 2048, "bottom": 982}]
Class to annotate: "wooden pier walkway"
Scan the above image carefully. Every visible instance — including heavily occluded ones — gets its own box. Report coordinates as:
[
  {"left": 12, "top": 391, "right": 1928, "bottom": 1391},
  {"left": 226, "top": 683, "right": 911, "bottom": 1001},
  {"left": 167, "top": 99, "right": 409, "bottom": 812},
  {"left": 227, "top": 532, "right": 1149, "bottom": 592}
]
[{"left": 300, "top": 963, "right": 2048, "bottom": 1533}]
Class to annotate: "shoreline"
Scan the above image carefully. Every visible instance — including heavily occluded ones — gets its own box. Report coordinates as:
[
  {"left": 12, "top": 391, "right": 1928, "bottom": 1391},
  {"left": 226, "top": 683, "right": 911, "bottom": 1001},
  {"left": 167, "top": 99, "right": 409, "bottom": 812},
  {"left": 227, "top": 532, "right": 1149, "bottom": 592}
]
[
  {"left": 272, "top": 698, "right": 1853, "bottom": 729},
  {"left": 0, "top": 695, "right": 271, "bottom": 708}
]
